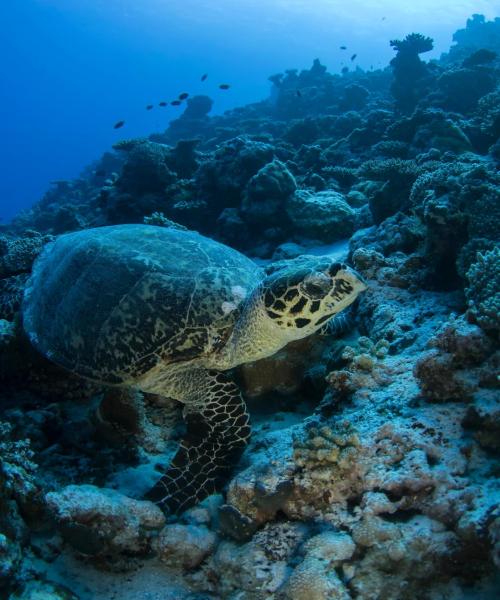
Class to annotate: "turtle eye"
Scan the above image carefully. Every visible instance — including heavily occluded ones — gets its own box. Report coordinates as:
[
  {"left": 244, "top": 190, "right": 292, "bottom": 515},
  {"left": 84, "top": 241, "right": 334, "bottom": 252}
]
[{"left": 301, "top": 273, "right": 331, "bottom": 298}]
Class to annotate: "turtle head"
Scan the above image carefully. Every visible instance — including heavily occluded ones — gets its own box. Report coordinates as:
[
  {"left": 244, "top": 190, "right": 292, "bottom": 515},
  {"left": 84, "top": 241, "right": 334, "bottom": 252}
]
[
  {"left": 260, "top": 258, "right": 367, "bottom": 339},
  {"left": 213, "top": 257, "right": 367, "bottom": 369}
]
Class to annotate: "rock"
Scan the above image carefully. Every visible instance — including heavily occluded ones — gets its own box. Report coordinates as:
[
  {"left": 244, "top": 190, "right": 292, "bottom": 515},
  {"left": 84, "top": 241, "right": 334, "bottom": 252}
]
[
  {"left": 346, "top": 189, "right": 368, "bottom": 208},
  {"left": 414, "top": 351, "right": 476, "bottom": 402},
  {"left": 0, "top": 532, "right": 21, "bottom": 591},
  {"left": 45, "top": 485, "right": 165, "bottom": 558},
  {"left": 349, "top": 212, "right": 424, "bottom": 257},
  {"left": 463, "top": 393, "right": 500, "bottom": 450},
  {"left": 212, "top": 537, "right": 290, "bottom": 597},
  {"left": 195, "top": 136, "right": 274, "bottom": 209},
  {"left": 439, "top": 67, "right": 496, "bottom": 113},
  {"left": 280, "top": 556, "right": 350, "bottom": 600},
  {"left": 350, "top": 515, "right": 463, "bottom": 598},
  {"left": 339, "top": 84, "right": 370, "bottom": 111},
  {"left": 182, "top": 95, "right": 213, "bottom": 119},
  {"left": 466, "top": 246, "right": 500, "bottom": 334},
  {"left": 241, "top": 159, "right": 296, "bottom": 225},
  {"left": 116, "top": 140, "right": 175, "bottom": 195},
  {"left": 414, "top": 316, "right": 496, "bottom": 402},
  {"left": 155, "top": 523, "right": 217, "bottom": 570},
  {"left": 216, "top": 207, "right": 251, "bottom": 248},
  {"left": 271, "top": 242, "right": 306, "bottom": 261},
  {"left": 286, "top": 190, "right": 355, "bottom": 242},
  {"left": 360, "top": 159, "right": 420, "bottom": 224},
  {"left": 0, "top": 319, "right": 16, "bottom": 347},
  {"left": 0, "top": 274, "right": 29, "bottom": 320},
  {"left": 302, "top": 531, "right": 355, "bottom": 562},
  {"left": 217, "top": 504, "right": 260, "bottom": 542},
  {"left": 8, "top": 580, "right": 79, "bottom": 600},
  {"left": 240, "top": 337, "right": 318, "bottom": 399},
  {"left": 170, "top": 139, "right": 200, "bottom": 177}
]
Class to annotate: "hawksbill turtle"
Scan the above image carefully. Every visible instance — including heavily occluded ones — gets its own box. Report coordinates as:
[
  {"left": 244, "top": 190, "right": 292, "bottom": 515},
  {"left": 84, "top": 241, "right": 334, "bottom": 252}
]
[{"left": 23, "top": 224, "right": 366, "bottom": 513}]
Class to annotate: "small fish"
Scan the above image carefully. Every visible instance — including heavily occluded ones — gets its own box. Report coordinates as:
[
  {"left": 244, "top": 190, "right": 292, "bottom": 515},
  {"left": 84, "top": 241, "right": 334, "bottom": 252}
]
[
  {"left": 178, "top": 92, "right": 189, "bottom": 100},
  {"left": 159, "top": 101, "right": 167, "bottom": 107},
  {"left": 340, "top": 46, "right": 347, "bottom": 50},
  {"left": 219, "top": 83, "right": 230, "bottom": 90},
  {"left": 341, "top": 66, "right": 349, "bottom": 75},
  {"left": 351, "top": 54, "right": 357, "bottom": 61},
  {"left": 296, "top": 89, "right": 302, "bottom": 97},
  {"left": 146, "top": 104, "right": 154, "bottom": 110},
  {"left": 95, "top": 169, "right": 106, "bottom": 177},
  {"left": 201, "top": 73, "right": 208, "bottom": 81},
  {"left": 113, "top": 120, "right": 125, "bottom": 129},
  {"left": 382, "top": 16, "right": 386, "bottom": 21},
  {"left": 171, "top": 100, "right": 182, "bottom": 106}
]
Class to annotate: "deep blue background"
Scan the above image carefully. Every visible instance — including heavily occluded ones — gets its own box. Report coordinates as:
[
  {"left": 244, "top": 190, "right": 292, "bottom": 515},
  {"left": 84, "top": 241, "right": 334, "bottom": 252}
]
[{"left": 1, "top": 0, "right": 498, "bottom": 222}]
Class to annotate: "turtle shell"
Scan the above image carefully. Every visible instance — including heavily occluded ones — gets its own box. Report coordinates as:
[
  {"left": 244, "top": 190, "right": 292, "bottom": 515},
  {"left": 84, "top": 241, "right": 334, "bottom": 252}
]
[{"left": 23, "top": 225, "right": 262, "bottom": 384}]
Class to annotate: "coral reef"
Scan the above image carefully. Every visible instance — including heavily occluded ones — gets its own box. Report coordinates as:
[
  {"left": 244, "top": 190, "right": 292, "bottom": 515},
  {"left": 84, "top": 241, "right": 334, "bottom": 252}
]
[
  {"left": 0, "top": 422, "right": 40, "bottom": 594},
  {"left": 241, "top": 159, "right": 297, "bottom": 226},
  {"left": 465, "top": 246, "right": 500, "bottom": 334},
  {"left": 286, "top": 189, "right": 355, "bottom": 242},
  {"left": 45, "top": 485, "right": 165, "bottom": 564},
  {"left": 1, "top": 14, "right": 499, "bottom": 600},
  {"left": 155, "top": 522, "right": 217, "bottom": 570}
]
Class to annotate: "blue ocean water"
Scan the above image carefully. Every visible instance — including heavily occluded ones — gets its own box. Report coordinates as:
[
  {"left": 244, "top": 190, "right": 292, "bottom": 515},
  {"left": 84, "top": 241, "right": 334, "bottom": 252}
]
[{"left": 1, "top": 0, "right": 498, "bottom": 222}]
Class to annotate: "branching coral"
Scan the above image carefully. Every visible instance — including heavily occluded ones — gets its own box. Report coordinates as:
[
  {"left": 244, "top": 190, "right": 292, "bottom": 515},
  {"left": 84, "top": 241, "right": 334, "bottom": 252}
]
[
  {"left": 0, "top": 231, "right": 52, "bottom": 278},
  {"left": 0, "top": 422, "right": 38, "bottom": 591},
  {"left": 0, "top": 421, "right": 38, "bottom": 499},
  {"left": 463, "top": 49, "right": 497, "bottom": 68},
  {"left": 476, "top": 87, "right": 500, "bottom": 138},
  {"left": 438, "top": 66, "right": 496, "bottom": 113},
  {"left": 360, "top": 159, "right": 422, "bottom": 223},
  {"left": 116, "top": 140, "right": 175, "bottom": 195},
  {"left": 0, "top": 273, "right": 29, "bottom": 320},
  {"left": 409, "top": 161, "right": 500, "bottom": 287}
]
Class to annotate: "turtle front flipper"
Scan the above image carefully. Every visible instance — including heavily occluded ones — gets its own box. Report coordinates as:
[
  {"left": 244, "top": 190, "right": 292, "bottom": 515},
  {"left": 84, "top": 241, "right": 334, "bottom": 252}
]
[{"left": 144, "top": 371, "right": 251, "bottom": 514}]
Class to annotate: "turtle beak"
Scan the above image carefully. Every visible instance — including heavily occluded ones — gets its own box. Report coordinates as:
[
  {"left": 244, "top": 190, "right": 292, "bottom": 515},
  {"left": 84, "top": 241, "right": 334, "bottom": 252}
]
[
  {"left": 348, "top": 267, "right": 368, "bottom": 294},
  {"left": 325, "top": 266, "right": 367, "bottom": 311}
]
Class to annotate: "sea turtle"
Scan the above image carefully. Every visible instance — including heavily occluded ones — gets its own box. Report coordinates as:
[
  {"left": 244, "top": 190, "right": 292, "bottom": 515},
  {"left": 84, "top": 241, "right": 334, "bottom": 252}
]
[{"left": 23, "top": 224, "right": 366, "bottom": 513}]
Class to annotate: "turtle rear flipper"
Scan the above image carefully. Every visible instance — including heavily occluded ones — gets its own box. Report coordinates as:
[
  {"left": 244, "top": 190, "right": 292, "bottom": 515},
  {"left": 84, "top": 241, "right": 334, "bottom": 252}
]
[{"left": 144, "top": 370, "right": 251, "bottom": 514}]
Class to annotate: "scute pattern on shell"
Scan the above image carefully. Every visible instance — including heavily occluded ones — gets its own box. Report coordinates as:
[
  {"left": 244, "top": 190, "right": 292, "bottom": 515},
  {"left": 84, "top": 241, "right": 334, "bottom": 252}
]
[{"left": 23, "top": 225, "right": 262, "bottom": 383}]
